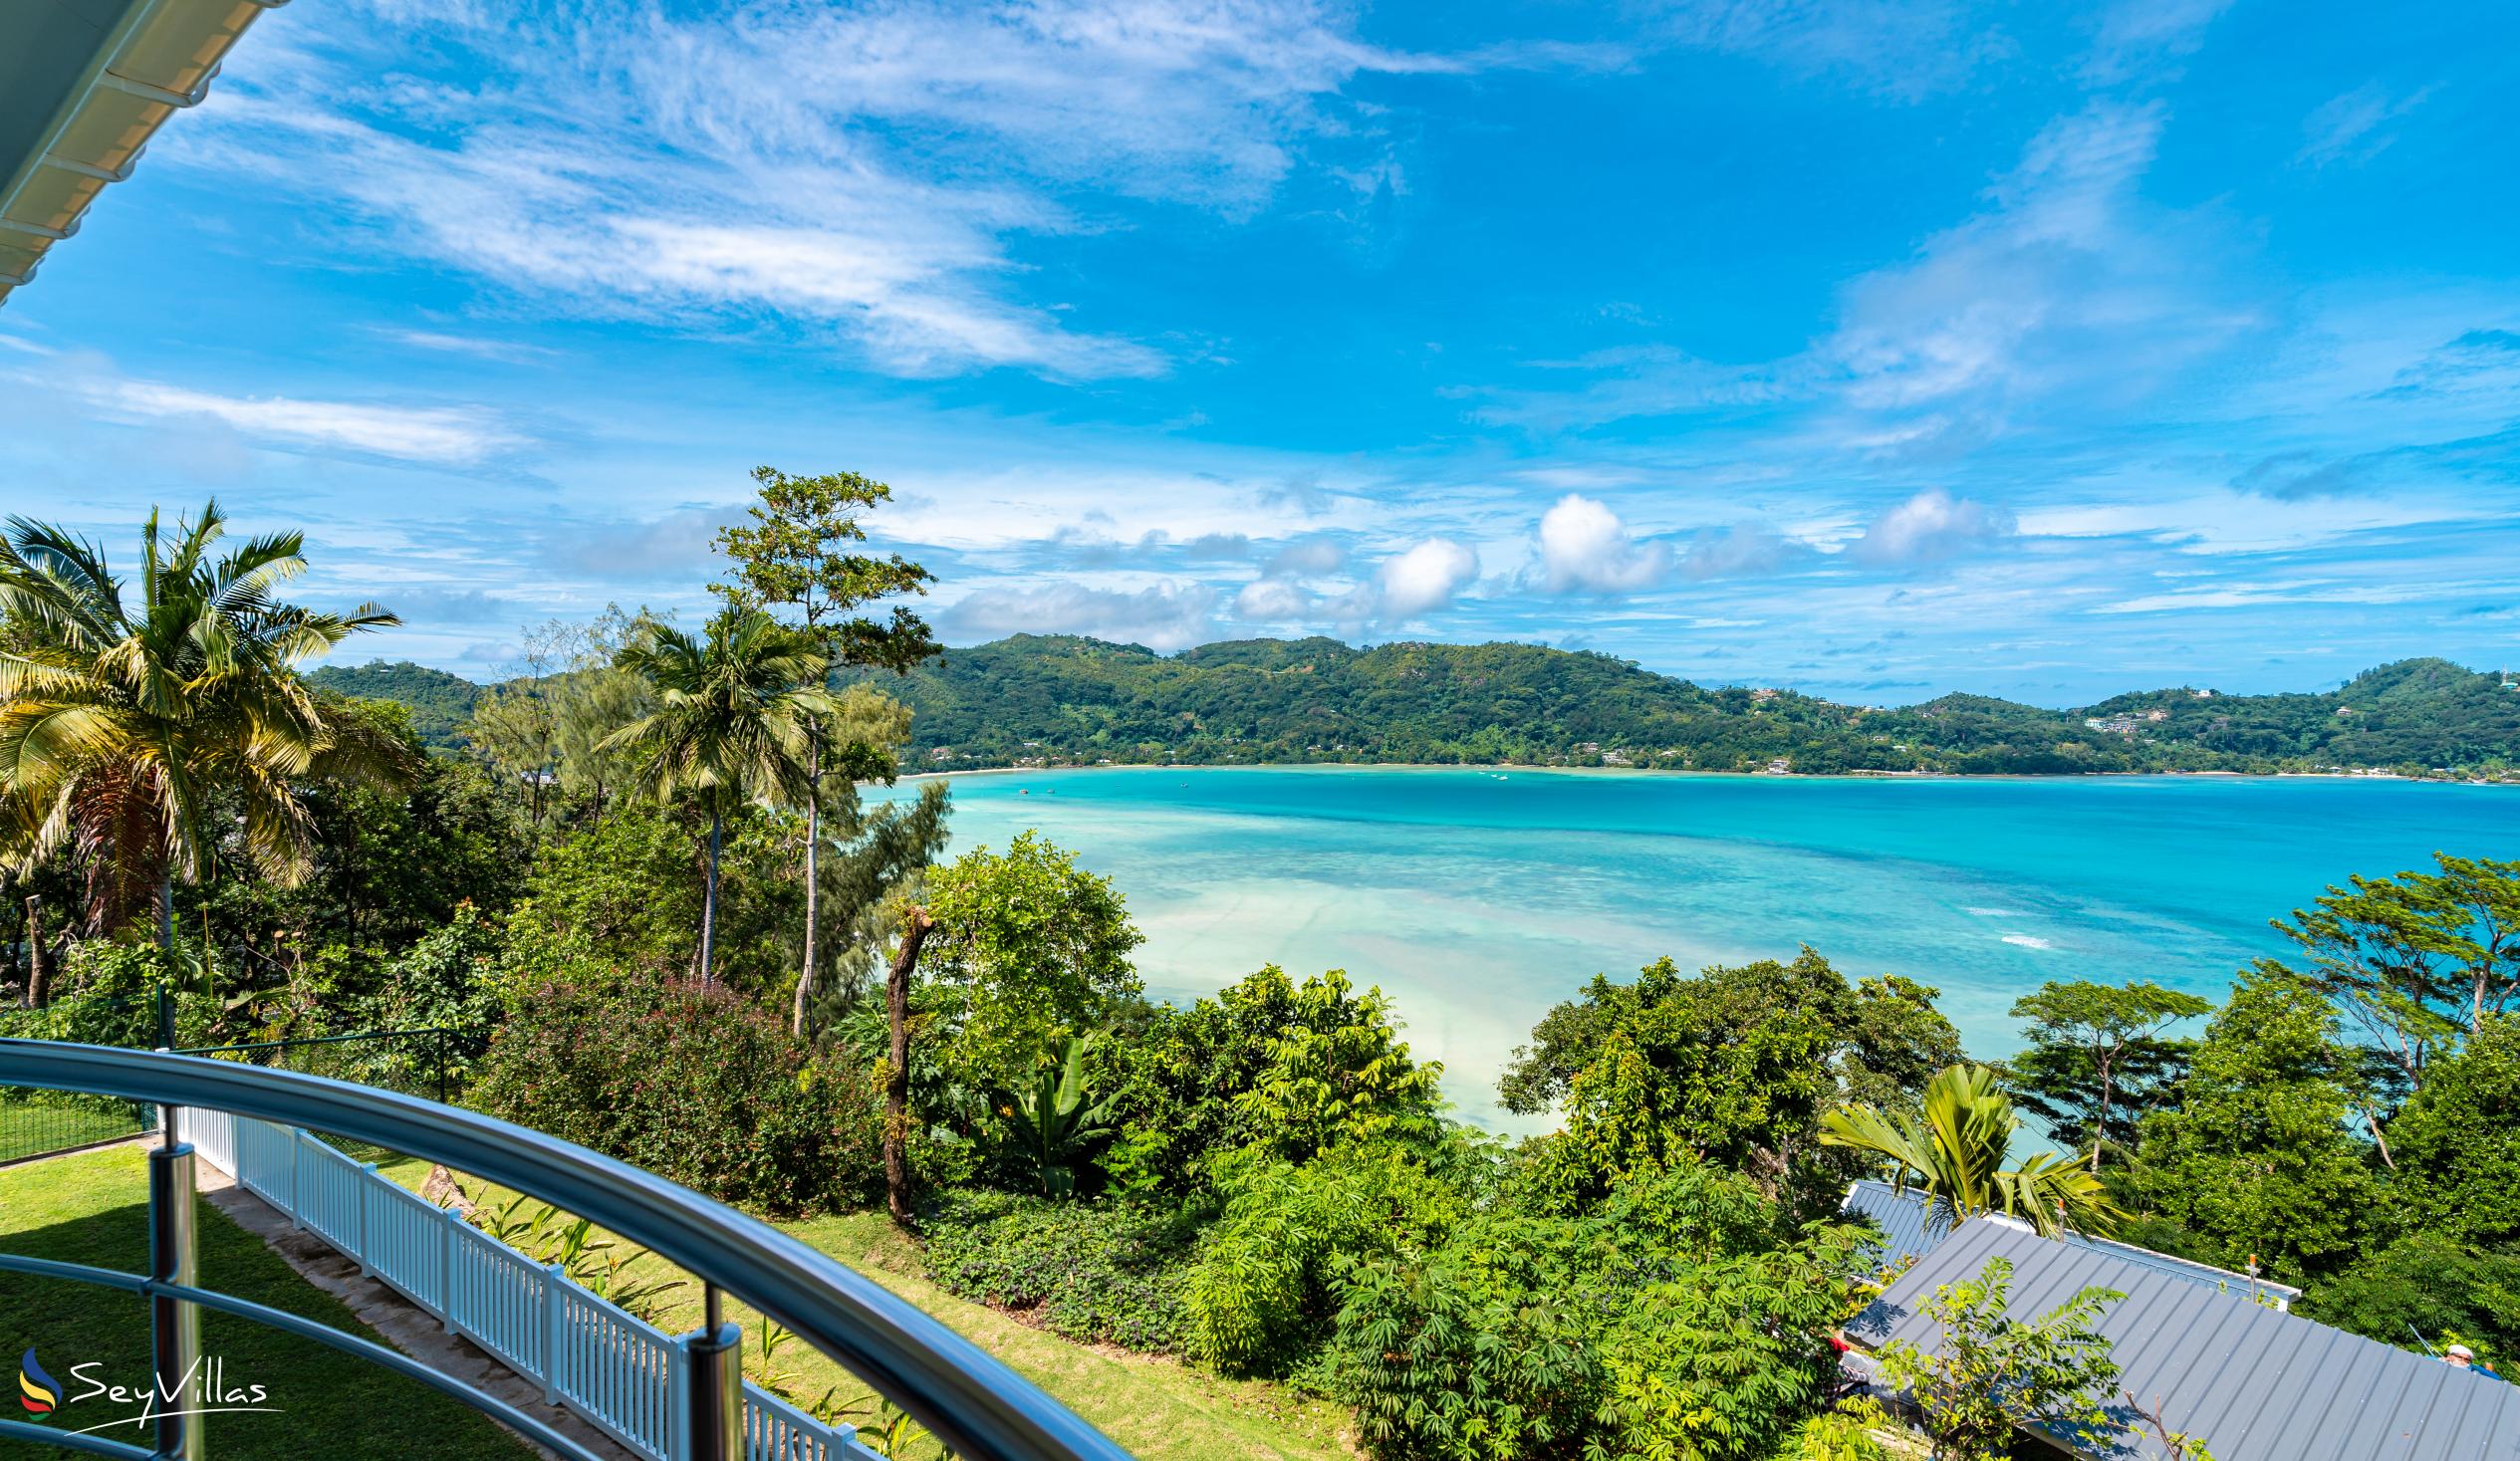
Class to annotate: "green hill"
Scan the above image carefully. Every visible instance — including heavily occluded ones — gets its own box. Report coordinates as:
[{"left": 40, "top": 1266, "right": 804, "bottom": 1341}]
[
  {"left": 307, "top": 660, "right": 481, "bottom": 750},
  {"left": 309, "top": 641, "right": 2520, "bottom": 778}
]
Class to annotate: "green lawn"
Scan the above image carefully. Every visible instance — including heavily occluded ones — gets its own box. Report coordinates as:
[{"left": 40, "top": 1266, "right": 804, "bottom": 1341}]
[
  {"left": 0, "top": 1099, "right": 149, "bottom": 1165},
  {"left": 0, "top": 1144, "right": 531, "bottom": 1460},
  {"left": 379, "top": 1158, "right": 1355, "bottom": 1461}
]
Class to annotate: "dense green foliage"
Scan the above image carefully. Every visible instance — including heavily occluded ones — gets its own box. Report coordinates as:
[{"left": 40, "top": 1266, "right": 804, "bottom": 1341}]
[
  {"left": 851, "top": 636, "right": 2520, "bottom": 775},
  {"left": 474, "top": 977, "right": 883, "bottom": 1214},
  {"left": 2386, "top": 1015, "right": 2520, "bottom": 1250},
  {"left": 2125, "top": 973, "right": 2386, "bottom": 1282},
  {"left": 1502, "top": 949, "right": 1960, "bottom": 1215},
  {"left": 1324, "top": 1162, "right": 1870, "bottom": 1461}
]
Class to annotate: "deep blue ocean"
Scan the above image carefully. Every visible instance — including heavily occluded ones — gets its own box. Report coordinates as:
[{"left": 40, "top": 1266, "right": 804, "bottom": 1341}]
[{"left": 878, "top": 768, "right": 2514, "bottom": 1131}]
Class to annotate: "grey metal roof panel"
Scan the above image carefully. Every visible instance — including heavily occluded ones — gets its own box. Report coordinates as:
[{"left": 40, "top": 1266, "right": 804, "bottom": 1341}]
[
  {"left": 1840, "top": 1180, "right": 2304, "bottom": 1308},
  {"left": 1847, "top": 1217, "right": 2520, "bottom": 1461}
]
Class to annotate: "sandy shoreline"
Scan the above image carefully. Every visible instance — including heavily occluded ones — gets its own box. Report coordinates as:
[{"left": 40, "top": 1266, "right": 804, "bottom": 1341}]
[{"left": 896, "top": 762, "right": 2507, "bottom": 788}]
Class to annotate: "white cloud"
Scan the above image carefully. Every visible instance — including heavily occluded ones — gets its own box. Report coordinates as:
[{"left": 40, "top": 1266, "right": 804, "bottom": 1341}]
[
  {"left": 1376, "top": 538, "right": 1479, "bottom": 621},
  {"left": 377, "top": 329, "right": 557, "bottom": 364},
  {"left": 1681, "top": 522, "right": 1803, "bottom": 580},
  {"left": 1538, "top": 494, "right": 1668, "bottom": 593},
  {"left": 941, "top": 580, "right": 1217, "bottom": 650},
  {"left": 1265, "top": 537, "right": 1348, "bottom": 577},
  {"left": 1233, "top": 576, "right": 1314, "bottom": 621},
  {"left": 1849, "top": 489, "right": 2014, "bottom": 566},
  {"left": 66, "top": 370, "right": 525, "bottom": 464}
]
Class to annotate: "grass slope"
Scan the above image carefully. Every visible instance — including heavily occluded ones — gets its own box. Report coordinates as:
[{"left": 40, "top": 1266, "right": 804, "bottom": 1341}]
[
  {"left": 377, "top": 1159, "right": 1352, "bottom": 1461},
  {"left": 0, "top": 1144, "right": 530, "bottom": 1460}
]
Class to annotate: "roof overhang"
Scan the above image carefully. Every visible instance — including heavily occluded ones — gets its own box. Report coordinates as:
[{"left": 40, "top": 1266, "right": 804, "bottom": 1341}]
[{"left": 0, "top": 0, "right": 286, "bottom": 309}]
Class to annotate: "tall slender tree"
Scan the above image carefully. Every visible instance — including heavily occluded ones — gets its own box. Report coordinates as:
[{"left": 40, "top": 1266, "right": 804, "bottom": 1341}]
[
  {"left": 2270, "top": 854, "right": 2520, "bottom": 1095},
  {"left": 2004, "top": 979, "right": 2212, "bottom": 1170},
  {"left": 0, "top": 504, "right": 403, "bottom": 943},
  {"left": 601, "top": 607, "right": 833, "bottom": 982},
  {"left": 714, "top": 466, "right": 937, "bottom": 1032}
]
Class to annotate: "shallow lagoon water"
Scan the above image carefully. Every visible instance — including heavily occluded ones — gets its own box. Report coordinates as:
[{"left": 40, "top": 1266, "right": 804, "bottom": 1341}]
[{"left": 876, "top": 767, "right": 2513, "bottom": 1132}]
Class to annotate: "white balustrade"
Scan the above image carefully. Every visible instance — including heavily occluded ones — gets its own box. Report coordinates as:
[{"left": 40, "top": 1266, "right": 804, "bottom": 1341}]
[{"left": 188, "top": 1114, "right": 882, "bottom": 1461}]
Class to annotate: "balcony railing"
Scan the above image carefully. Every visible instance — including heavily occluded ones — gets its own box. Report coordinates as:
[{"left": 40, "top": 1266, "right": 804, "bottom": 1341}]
[{"left": 0, "top": 1040, "right": 1133, "bottom": 1461}]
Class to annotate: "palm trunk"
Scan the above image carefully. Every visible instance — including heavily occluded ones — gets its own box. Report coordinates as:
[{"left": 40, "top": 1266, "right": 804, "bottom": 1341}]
[
  {"left": 698, "top": 808, "right": 723, "bottom": 983},
  {"left": 794, "top": 734, "right": 823, "bottom": 1036},
  {"left": 23, "top": 896, "right": 49, "bottom": 1008},
  {"left": 885, "top": 907, "right": 935, "bottom": 1226},
  {"left": 158, "top": 874, "right": 175, "bottom": 951}
]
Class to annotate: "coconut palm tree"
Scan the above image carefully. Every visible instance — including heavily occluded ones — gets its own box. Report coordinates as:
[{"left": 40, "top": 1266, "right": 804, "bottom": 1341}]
[
  {"left": 1821, "top": 1064, "right": 2124, "bottom": 1239},
  {"left": 601, "top": 607, "right": 832, "bottom": 982},
  {"left": 0, "top": 504, "right": 402, "bottom": 944}
]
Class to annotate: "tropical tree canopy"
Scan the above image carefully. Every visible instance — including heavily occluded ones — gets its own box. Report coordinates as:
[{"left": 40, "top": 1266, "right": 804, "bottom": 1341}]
[
  {"left": 0, "top": 503, "right": 401, "bottom": 939},
  {"left": 1820, "top": 1064, "right": 2123, "bottom": 1239}
]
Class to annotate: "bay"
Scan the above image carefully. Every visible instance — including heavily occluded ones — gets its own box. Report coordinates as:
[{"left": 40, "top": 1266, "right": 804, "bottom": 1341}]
[{"left": 877, "top": 767, "right": 2513, "bottom": 1132}]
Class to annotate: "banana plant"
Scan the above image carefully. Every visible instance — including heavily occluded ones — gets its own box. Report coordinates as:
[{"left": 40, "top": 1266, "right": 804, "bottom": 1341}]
[{"left": 990, "top": 1036, "right": 1120, "bottom": 1198}]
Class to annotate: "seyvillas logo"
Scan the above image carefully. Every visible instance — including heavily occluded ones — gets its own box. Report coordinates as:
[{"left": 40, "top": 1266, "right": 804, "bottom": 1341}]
[
  {"left": 9, "top": 1350, "right": 281, "bottom": 1436},
  {"left": 19, "top": 1348, "right": 59, "bottom": 1416}
]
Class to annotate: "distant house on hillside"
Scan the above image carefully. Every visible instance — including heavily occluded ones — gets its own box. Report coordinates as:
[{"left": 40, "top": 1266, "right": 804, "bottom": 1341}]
[{"left": 1838, "top": 1197, "right": 2518, "bottom": 1461}]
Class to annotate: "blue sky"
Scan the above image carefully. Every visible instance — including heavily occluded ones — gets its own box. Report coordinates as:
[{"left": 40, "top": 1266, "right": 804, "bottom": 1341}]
[{"left": 4, "top": 0, "right": 2516, "bottom": 705}]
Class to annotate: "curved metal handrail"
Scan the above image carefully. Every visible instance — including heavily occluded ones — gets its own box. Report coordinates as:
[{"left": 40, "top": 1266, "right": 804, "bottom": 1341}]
[
  {"left": 0, "top": 1250, "right": 605, "bottom": 1461},
  {"left": 0, "top": 1041, "right": 1132, "bottom": 1461}
]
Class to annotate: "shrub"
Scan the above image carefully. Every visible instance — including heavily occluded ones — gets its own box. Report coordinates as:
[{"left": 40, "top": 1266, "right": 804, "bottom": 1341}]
[
  {"left": 920, "top": 1192, "right": 1198, "bottom": 1351},
  {"left": 1324, "top": 1161, "right": 1866, "bottom": 1461},
  {"left": 1183, "top": 1143, "right": 1461, "bottom": 1375},
  {"left": 472, "top": 978, "right": 881, "bottom": 1214},
  {"left": 1325, "top": 1212, "right": 1605, "bottom": 1460}
]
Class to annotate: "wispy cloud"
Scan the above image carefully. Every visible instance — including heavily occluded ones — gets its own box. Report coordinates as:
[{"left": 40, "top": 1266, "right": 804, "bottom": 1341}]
[
  {"left": 26, "top": 353, "right": 529, "bottom": 464},
  {"left": 1638, "top": 0, "right": 2007, "bottom": 101},
  {"left": 2081, "top": 0, "right": 2233, "bottom": 84},
  {"left": 179, "top": 1, "right": 1590, "bottom": 380},
  {"left": 2296, "top": 83, "right": 2438, "bottom": 167},
  {"left": 941, "top": 579, "right": 1218, "bottom": 650}
]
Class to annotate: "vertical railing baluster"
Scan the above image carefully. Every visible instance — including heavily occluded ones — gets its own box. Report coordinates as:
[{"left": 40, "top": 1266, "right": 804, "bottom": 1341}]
[
  {"left": 357, "top": 1160, "right": 378, "bottom": 1275},
  {"left": 543, "top": 1263, "right": 566, "bottom": 1405},
  {"left": 675, "top": 1286, "right": 741, "bottom": 1461},
  {"left": 440, "top": 1202, "right": 459, "bottom": 1330},
  {"left": 147, "top": 1107, "right": 203, "bottom": 1459}
]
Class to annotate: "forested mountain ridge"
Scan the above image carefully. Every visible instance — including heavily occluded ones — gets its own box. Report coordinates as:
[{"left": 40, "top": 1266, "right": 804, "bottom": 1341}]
[{"left": 320, "top": 636, "right": 2520, "bottom": 777}]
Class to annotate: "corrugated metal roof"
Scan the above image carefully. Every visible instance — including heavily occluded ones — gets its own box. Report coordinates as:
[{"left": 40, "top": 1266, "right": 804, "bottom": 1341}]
[
  {"left": 1845, "top": 1217, "right": 2520, "bottom": 1461},
  {"left": 1842, "top": 1180, "right": 2304, "bottom": 1309}
]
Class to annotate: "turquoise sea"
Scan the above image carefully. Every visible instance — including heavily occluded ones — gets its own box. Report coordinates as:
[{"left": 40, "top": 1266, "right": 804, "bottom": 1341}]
[{"left": 878, "top": 768, "right": 2514, "bottom": 1132}]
